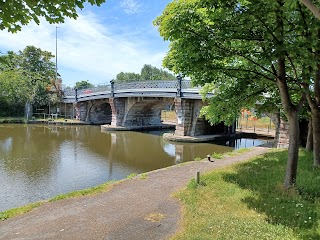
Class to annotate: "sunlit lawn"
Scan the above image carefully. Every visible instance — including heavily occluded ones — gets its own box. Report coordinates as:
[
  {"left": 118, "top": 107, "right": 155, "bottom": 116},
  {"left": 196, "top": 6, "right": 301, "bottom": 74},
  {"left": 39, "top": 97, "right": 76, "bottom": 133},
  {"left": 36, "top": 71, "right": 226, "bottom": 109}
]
[{"left": 172, "top": 150, "right": 320, "bottom": 240}]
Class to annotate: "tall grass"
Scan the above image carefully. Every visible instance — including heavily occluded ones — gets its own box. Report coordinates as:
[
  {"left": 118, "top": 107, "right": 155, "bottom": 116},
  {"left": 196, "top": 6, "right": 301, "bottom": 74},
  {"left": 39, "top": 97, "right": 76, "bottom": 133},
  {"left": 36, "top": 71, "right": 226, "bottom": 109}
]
[{"left": 172, "top": 150, "right": 320, "bottom": 240}]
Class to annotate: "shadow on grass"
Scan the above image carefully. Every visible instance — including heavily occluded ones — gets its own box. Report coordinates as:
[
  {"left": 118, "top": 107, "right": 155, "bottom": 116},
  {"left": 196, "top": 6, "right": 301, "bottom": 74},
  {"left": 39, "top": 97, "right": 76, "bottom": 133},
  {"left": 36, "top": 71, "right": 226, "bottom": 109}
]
[{"left": 223, "top": 150, "right": 320, "bottom": 239}]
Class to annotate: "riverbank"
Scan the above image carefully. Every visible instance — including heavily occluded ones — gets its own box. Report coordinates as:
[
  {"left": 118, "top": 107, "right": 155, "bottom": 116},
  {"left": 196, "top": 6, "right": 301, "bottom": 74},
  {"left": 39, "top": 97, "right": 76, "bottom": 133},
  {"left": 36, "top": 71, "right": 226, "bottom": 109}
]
[
  {"left": 0, "top": 117, "right": 87, "bottom": 125},
  {"left": 0, "top": 117, "right": 26, "bottom": 123},
  {"left": 0, "top": 146, "right": 270, "bottom": 240},
  {"left": 172, "top": 149, "right": 320, "bottom": 239}
]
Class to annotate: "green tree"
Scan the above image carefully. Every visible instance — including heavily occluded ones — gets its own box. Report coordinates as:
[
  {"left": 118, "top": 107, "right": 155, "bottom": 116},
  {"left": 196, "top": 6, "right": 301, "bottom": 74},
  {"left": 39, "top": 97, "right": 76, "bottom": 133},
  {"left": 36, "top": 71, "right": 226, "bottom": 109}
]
[
  {"left": 75, "top": 80, "right": 94, "bottom": 89},
  {"left": 115, "top": 65, "right": 176, "bottom": 82},
  {"left": 140, "top": 64, "right": 175, "bottom": 80},
  {"left": 0, "top": 0, "right": 105, "bottom": 32},
  {"left": 0, "top": 46, "right": 59, "bottom": 110},
  {"left": 155, "top": 0, "right": 319, "bottom": 188},
  {"left": 0, "top": 70, "right": 29, "bottom": 116},
  {"left": 116, "top": 72, "right": 141, "bottom": 82}
]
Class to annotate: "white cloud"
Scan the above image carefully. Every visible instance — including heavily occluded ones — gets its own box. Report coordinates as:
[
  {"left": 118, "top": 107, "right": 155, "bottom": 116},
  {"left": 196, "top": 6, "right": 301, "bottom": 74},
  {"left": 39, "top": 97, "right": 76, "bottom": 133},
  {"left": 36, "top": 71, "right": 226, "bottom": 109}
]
[
  {"left": 120, "top": 0, "right": 141, "bottom": 14},
  {"left": 0, "top": 11, "right": 168, "bottom": 86}
]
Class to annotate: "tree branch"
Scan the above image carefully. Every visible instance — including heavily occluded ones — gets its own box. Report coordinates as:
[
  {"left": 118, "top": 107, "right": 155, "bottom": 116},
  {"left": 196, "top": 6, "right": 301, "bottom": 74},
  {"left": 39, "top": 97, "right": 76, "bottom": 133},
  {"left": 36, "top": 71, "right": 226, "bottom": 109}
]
[{"left": 299, "top": 0, "right": 320, "bottom": 20}]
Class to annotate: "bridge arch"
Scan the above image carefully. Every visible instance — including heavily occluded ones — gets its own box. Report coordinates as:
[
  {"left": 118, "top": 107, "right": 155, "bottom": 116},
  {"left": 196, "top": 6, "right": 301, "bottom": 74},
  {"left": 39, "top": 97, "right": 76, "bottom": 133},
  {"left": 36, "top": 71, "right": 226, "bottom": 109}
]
[
  {"left": 76, "top": 99, "right": 112, "bottom": 124},
  {"left": 122, "top": 97, "right": 174, "bottom": 127}
]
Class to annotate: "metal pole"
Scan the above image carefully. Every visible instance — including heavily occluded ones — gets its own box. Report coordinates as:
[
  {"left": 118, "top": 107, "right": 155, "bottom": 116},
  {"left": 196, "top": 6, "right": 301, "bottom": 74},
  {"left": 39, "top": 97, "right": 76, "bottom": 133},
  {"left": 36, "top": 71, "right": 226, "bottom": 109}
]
[{"left": 55, "top": 26, "right": 58, "bottom": 82}]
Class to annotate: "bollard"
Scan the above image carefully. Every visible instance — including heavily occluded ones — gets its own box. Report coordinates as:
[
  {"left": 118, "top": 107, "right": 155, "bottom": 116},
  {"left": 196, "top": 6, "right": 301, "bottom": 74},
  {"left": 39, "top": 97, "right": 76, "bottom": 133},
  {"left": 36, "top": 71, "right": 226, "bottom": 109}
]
[
  {"left": 207, "top": 154, "right": 214, "bottom": 162},
  {"left": 195, "top": 171, "right": 200, "bottom": 184}
]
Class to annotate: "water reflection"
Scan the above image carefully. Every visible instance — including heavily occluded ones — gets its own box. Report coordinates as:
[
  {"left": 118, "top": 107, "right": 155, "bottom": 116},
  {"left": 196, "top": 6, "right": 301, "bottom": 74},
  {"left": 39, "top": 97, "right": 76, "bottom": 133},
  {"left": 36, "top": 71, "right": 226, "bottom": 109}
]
[{"left": 0, "top": 124, "right": 268, "bottom": 211}]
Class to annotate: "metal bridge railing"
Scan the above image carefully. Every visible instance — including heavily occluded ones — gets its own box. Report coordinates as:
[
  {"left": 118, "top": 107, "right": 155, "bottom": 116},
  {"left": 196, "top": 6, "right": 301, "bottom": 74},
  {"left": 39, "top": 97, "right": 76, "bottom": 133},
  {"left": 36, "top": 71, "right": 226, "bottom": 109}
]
[
  {"left": 62, "top": 79, "right": 201, "bottom": 100},
  {"left": 77, "top": 85, "right": 111, "bottom": 96},
  {"left": 114, "top": 80, "right": 179, "bottom": 90}
]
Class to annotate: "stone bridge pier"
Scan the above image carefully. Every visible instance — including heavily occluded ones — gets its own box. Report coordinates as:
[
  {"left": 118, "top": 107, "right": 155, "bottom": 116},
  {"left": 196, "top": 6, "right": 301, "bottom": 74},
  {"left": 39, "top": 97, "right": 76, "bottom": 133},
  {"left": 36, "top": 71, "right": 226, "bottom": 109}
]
[{"left": 174, "top": 98, "right": 233, "bottom": 137}]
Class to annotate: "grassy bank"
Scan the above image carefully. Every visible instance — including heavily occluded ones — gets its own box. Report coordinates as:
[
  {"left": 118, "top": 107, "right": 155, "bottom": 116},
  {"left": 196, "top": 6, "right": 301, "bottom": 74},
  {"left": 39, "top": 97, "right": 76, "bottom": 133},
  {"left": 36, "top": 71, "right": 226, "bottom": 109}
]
[
  {"left": 172, "top": 150, "right": 320, "bottom": 240},
  {"left": 0, "top": 181, "right": 114, "bottom": 221},
  {"left": 0, "top": 117, "right": 26, "bottom": 123}
]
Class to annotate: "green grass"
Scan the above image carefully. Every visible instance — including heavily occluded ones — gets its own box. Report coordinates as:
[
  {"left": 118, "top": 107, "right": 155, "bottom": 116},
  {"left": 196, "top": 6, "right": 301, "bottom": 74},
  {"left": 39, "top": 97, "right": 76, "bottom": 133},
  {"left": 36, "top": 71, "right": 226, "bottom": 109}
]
[
  {"left": 227, "top": 148, "right": 251, "bottom": 156},
  {"left": 0, "top": 117, "right": 26, "bottom": 123},
  {"left": 0, "top": 181, "right": 115, "bottom": 221},
  {"left": 49, "top": 181, "right": 114, "bottom": 201},
  {"left": 140, "top": 173, "right": 148, "bottom": 179},
  {"left": 172, "top": 149, "right": 320, "bottom": 240},
  {"left": 127, "top": 173, "right": 138, "bottom": 179},
  {"left": 0, "top": 202, "right": 44, "bottom": 221},
  {"left": 211, "top": 152, "right": 224, "bottom": 159}
]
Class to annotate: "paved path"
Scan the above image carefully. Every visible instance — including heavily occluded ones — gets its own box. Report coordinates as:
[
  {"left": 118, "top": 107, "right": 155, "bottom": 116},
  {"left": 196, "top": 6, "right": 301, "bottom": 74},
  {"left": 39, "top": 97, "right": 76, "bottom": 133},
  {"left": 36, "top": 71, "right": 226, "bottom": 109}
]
[{"left": 0, "top": 146, "right": 270, "bottom": 240}]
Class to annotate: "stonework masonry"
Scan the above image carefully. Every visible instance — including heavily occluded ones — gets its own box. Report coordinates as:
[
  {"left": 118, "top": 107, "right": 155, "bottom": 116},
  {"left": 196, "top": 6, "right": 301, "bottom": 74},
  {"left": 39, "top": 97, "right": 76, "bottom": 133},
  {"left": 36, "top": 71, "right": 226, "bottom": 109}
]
[
  {"left": 73, "top": 96, "right": 234, "bottom": 138},
  {"left": 277, "top": 119, "right": 289, "bottom": 148}
]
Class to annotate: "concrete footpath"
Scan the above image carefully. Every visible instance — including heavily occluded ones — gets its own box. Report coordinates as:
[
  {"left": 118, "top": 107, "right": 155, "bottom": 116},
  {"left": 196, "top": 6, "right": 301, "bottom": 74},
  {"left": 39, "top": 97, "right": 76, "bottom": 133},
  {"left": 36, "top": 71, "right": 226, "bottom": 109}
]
[{"left": 0, "top": 147, "right": 270, "bottom": 240}]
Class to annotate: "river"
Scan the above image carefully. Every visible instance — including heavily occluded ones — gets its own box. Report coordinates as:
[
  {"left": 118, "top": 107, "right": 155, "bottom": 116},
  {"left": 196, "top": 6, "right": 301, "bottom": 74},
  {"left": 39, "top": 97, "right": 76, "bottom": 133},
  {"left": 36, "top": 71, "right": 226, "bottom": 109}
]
[{"left": 0, "top": 124, "right": 269, "bottom": 211}]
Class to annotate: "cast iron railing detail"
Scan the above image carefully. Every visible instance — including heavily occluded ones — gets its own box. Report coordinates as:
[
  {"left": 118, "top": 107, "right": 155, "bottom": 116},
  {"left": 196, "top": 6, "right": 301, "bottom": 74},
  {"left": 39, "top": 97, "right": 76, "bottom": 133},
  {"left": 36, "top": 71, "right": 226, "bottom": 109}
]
[{"left": 62, "top": 79, "right": 205, "bottom": 103}]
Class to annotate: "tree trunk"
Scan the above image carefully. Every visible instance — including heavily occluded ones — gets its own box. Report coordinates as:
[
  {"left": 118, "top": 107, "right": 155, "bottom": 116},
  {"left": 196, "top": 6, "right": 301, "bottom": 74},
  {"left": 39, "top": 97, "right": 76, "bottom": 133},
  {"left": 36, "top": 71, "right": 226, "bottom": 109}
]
[
  {"left": 306, "top": 118, "right": 313, "bottom": 151},
  {"left": 311, "top": 110, "right": 320, "bottom": 167},
  {"left": 271, "top": 112, "right": 281, "bottom": 148},
  {"left": 284, "top": 110, "right": 300, "bottom": 189}
]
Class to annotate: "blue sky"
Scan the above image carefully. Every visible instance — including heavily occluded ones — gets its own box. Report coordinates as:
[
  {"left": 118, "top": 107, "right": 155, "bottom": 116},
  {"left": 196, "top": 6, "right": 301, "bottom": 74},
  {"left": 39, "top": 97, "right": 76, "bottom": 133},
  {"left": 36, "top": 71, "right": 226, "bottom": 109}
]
[{"left": 0, "top": 0, "right": 172, "bottom": 87}]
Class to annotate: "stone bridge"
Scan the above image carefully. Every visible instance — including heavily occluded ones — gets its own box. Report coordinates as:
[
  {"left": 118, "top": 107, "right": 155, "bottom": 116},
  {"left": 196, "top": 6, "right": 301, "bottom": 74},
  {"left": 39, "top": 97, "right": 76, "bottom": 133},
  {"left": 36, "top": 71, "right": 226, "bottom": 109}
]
[{"left": 61, "top": 79, "right": 235, "bottom": 139}]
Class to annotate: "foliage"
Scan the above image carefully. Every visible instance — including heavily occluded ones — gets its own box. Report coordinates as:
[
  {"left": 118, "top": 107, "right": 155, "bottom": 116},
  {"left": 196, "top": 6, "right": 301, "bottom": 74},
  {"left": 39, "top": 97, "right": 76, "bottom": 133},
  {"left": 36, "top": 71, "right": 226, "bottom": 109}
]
[
  {"left": 172, "top": 150, "right": 320, "bottom": 239},
  {"left": 0, "top": 0, "right": 105, "bottom": 33},
  {"left": 154, "top": 0, "right": 312, "bottom": 109},
  {"left": 116, "top": 72, "right": 141, "bottom": 82},
  {"left": 75, "top": 80, "right": 94, "bottom": 89},
  {"left": 0, "top": 69, "right": 29, "bottom": 116},
  {"left": 140, "top": 64, "right": 176, "bottom": 80},
  {"left": 154, "top": 0, "right": 320, "bottom": 187},
  {"left": 298, "top": 0, "right": 320, "bottom": 20},
  {"left": 115, "top": 64, "right": 176, "bottom": 82},
  {"left": 0, "top": 46, "right": 59, "bottom": 115}
]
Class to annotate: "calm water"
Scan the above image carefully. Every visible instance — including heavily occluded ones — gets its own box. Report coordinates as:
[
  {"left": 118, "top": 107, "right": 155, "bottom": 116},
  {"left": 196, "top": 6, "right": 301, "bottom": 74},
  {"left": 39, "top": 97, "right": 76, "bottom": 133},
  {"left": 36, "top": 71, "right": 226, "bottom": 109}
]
[{"left": 0, "top": 124, "right": 268, "bottom": 211}]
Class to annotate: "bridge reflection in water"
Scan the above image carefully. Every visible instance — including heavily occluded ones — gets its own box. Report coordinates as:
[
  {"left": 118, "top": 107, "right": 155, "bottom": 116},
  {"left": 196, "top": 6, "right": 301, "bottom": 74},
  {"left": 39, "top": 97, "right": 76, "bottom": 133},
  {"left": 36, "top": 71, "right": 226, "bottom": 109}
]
[{"left": 0, "top": 124, "right": 268, "bottom": 212}]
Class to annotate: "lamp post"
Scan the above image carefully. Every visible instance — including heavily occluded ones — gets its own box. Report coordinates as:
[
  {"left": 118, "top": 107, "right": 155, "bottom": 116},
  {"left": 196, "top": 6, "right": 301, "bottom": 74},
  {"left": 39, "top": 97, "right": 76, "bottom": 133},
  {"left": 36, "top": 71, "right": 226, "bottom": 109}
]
[
  {"left": 55, "top": 26, "right": 59, "bottom": 83},
  {"left": 176, "top": 74, "right": 182, "bottom": 97}
]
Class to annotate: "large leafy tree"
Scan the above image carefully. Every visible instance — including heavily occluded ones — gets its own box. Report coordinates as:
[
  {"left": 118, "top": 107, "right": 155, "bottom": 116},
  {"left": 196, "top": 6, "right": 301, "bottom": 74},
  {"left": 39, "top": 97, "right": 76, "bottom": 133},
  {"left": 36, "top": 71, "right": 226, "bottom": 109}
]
[
  {"left": 116, "top": 72, "right": 141, "bottom": 82},
  {"left": 115, "top": 64, "right": 176, "bottom": 82},
  {"left": 75, "top": 80, "right": 94, "bottom": 89},
  {"left": 0, "top": 0, "right": 105, "bottom": 32},
  {"left": 0, "top": 46, "right": 59, "bottom": 110},
  {"left": 155, "top": 0, "right": 320, "bottom": 188},
  {"left": 140, "top": 64, "right": 176, "bottom": 80},
  {"left": 0, "top": 70, "right": 29, "bottom": 116}
]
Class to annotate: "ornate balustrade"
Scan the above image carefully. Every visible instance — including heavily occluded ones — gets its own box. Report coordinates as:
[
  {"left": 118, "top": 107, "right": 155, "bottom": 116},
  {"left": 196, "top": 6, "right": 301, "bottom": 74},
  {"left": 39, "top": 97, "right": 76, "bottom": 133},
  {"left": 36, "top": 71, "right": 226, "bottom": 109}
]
[
  {"left": 114, "top": 80, "right": 179, "bottom": 90},
  {"left": 62, "top": 80, "right": 205, "bottom": 103}
]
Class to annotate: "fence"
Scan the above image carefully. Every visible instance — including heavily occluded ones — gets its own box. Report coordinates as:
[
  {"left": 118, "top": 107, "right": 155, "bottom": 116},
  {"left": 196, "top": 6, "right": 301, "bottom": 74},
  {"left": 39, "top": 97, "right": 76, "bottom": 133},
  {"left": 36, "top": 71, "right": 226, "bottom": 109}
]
[{"left": 237, "top": 116, "right": 275, "bottom": 135}]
